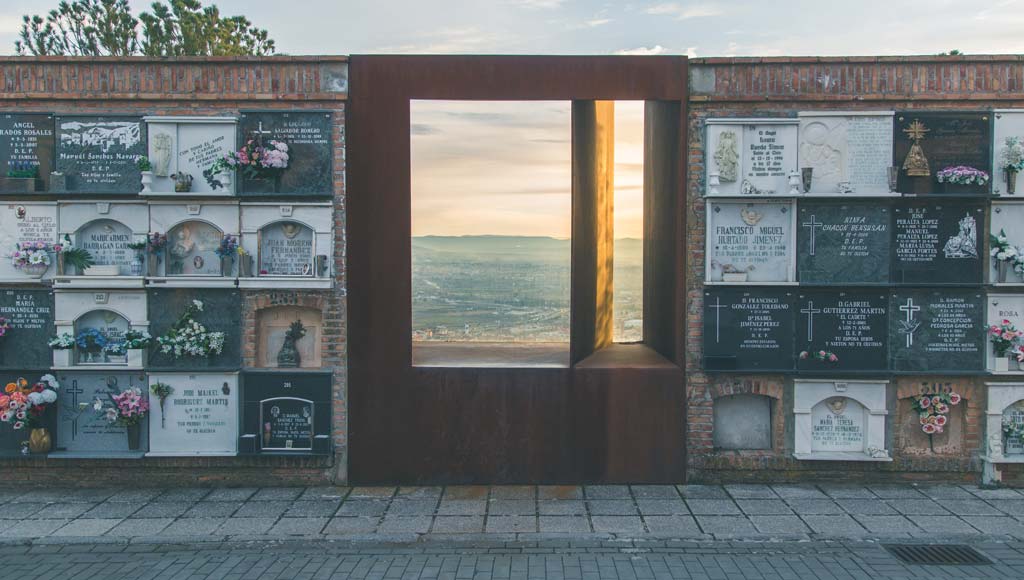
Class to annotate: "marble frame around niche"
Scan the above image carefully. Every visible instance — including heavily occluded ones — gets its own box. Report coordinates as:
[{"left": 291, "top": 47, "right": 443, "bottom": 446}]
[
  {"left": 238, "top": 202, "right": 333, "bottom": 290},
  {"left": 55, "top": 200, "right": 148, "bottom": 289},
  {"left": 147, "top": 201, "right": 239, "bottom": 287},
  {"left": 792, "top": 379, "right": 891, "bottom": 462}
]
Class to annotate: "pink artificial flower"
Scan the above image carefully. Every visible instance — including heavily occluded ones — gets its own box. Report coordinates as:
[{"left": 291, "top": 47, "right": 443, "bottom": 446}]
[
  {"left": 935, "top": 415, "right": 948, "bottom": 426},
  {"left": 919, "top": 397, "right": 931, "bottom": 408},
  {"left": 12, "top": 421, "right": 23, "bottom": 429},
  {"left": 922, "top": 423, "right": 937, "bottom": 434},
  {"left": 932, "top": 396, "right": 941, "bottom": 406},
  {"left": 949, "top": 393, "right": 961, "bottom": 405},
  {"left": 828, "top": 354, "right": 838, "bottom": 362}
]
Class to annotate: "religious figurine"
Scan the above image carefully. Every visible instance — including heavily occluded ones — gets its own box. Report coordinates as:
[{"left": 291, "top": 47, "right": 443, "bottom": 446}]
[
  {"left": 826, "top": 397, "right": 848, "bottom": 415},
  {"left": 740, "top": 206, "right": 763, "bottom": 226},
  {"left": 942, "top": 213, "right": 979, "bottom": 259},
  {"left": 277, "top": 319, "right": 306, "bottom": 368},
  {"left": 281, "top": 222, "right": 302, "bottom": 239},
  {"left": 902, "top": 119, "right": 931, "bottom": 177},
  {"left": 866, "top": 447, "right": 890, "bottom": 459},
  {"left": 801, "top": 167, "right": 814, "bottom": 193},
  {"left": 150, "top": 132, "right": 173, "bottom": 177},
  {"left": 787, "top": 171, "right": 801, "bottom": 195},
  {"left": 714, "top": 131, "right": 739, "bottom": 183},
  {"left": 169, "top": 225, "right": 196, "bottom": 259},
  {"left": 989, "top": 433, "right": 1004, "bottom": 458},
  {"left": 740, "top": 179, "right": 774, "bottom": 196},
  {"left": 837, "top": 181, "right": 855, "bottom": 194}
]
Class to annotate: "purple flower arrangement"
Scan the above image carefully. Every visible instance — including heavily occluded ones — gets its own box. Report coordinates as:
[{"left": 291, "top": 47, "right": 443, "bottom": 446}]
[{"left": 936, "top": 165, "right": 990, "bottom": 185}]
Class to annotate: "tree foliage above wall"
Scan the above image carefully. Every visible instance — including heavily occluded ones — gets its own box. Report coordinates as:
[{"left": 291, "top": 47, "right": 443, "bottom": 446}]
[{"left": 16, "top": 0, "right": 275, "bottom": 56}]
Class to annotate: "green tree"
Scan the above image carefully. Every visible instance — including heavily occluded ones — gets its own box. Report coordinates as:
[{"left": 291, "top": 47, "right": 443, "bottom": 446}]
[{"left": 16, "top": 0, "right": 275, "bottom": 56}]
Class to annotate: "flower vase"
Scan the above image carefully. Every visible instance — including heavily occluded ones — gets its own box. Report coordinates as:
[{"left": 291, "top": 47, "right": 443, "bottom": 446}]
[
  {"left": 238, "top": 254, "right": 253, "bottom": 278},
  {"left": 140, "top": 171, "right": 153, "bottom": 193},
  {"left": 56, "top": 252, "right": 66, "bottom": 276},
  {"left": 1009, "top": 169, "right": 1018, "bottom": 196},
  {"left": 996, "top": 356, "right": 1010, "bottom": 373},
  {"left": 21, "top": 263, "right": 49, "bottom": 279},
  {"left": 220, "top": 256, "right": 234, "bottom": 277},
  {"left": 216, "top": 171, "right": 233, "bottom": 192},
  {"left": 244, "top": 173, "right": 281, "bottom": 194},
  {"left": 28, "top": 428, "right": 51, "bottom": 454},
  {"left": 999, "top": 260, "right": 1010, "bottom": 283},
  {"left": 147, "top": 256, "right": 160, "bottom": 277},
  {"left": 126, "top": 423, "right": 141, "bottom": 451}
]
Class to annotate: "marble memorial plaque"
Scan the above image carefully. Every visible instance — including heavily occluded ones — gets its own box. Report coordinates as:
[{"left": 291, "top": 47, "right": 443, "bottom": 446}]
[
  {"left": 0, "top": 114, "right": 54, "bottom": 192},
  {"left": 147, "top": 373, "right": 238, "bottom": 456},
  {"left": 713, "top": 394, "right": 772, "bottom": 450},
  {"left": 798, "top": 112, "right": 894, "bottom": 195},
  {"left": 990, "top": 203, "right": 1024, "bottom": 283},
  {"left": 895, "top": 112, "right": 991, "bottom": 194},
  {"left": 55, "top": 372, "right": 147, "bottom": 454},
  {"left": 0, "top": 289, "right": 53, "bottom": 369},
  {"left": 257, "top": 221, "right": 315, "bottom": 276},
  {"left": 797, "top": 291, "right": 888, "bottom": 372},
  {"left": 704, "top": 288, "right": 795, "bottom": 371},
  {"left": 78, "top": 219, "right": 135, "bottom": 275},
  {"left": 0, "top": 202, "right": 57, "bottom": 281},
  {"left": 145, "top": 117, "right": 236, "bottom": 194},
  {"left": 798, "top": 202, "right": 890, "bottom": 284},
  {"left": 238, "top": 112, "right": 333, "bottom": 195},
  {"left": 892, "top": 201, "right": 985, "bottom": 284},
  {"left": 890, "top": 290, "right": 985, "bottom": 372},
  {"left": 708, "top": 201, "right": 794, "bottom": 283},
  {"left": 147, "top": 289, "right": 241, "bottom": 371},
  {"left": 1004, "top": 401, "right": 1024, "bottom": 455},
  {"left": 56, "top": 116, "right": 145, "bottom": 193},
  {"left": 705, "top": 120, "right": 797, "bottom": 196},
  {"left": 811, "top": 397, "right": 866, "bottom": 453},
  {"left": 166, "top": 220, "right": 224, "bottom": 276},
  {"left": 241, "top": 371, "right": 332, "bottom": 454}
]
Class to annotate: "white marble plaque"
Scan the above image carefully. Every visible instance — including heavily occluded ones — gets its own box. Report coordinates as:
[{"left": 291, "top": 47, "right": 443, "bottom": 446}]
[
  {"left": 1004, "top": 401, "right": 1024, "bottom": 455},
  {"left": 987, "top": 294, "right": 1024, "bottom": 372},
  {"left": 705, "top": 119, "right": 798, "bottom": 196},
  {"left": 258, "top": 221, "right": 315, "bottom": 276},
  {"left": 0, "top": 202, "right": 57, "bottom": 282},
  {"left": 707, "top": 201, "right": 795, "bottom": 282},
  {"left": 78, "top": 219, "right": 135, "bottom": 275},
  {"left": 810, "top": 397, "right": 865, "bottom": 453},
  {"left": 798, "top": 112, "right": 894, "bottom": 195},
  {"left": 145, "top": 117, "right": 237, "bottom": 194},
  {"left": 713, "top": 394, "right": 772, "bottom": 450},
  {"left": 54, "top": 372, "right": 147, "bottom": 455},
  {"left": 147, "top": 372, "right": 238, "bottom": 456}
]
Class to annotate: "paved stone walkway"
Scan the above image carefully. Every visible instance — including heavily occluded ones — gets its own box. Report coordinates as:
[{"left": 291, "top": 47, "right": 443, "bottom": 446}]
[
  {"left": 1, "top": 538, "right": 1022, "bottom": 579},
  {"left": 2, "top": 483, "right": 1024, "bottom": 544}
]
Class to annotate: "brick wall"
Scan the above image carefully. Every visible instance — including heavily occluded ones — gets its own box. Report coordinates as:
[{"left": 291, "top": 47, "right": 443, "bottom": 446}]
[
  {"left": 685, "top": 56, "right": 1024, "bottom": 484},
  {"left": 0, "top": 57, "right": 348, "bottom": 486}
]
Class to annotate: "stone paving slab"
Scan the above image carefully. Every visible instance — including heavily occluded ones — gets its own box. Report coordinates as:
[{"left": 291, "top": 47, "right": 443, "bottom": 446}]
[{"left": 4, "top": 483, "right": 1024, "bottom": 545}]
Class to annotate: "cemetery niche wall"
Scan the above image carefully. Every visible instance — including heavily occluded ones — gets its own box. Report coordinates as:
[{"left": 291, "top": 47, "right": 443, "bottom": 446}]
[
  {"left": 55, "top": 115, "right": 145, "bottom": 194},
  {"left": 147, "top": 372, "right": 239, "bottom": 456},
  {"left": 239, "top": 371, "right": 332, "bottom": 455},
  {"left": 56, "top": 201, "right": 148, "bottom": 287},
  {"left": 704, "top": 118, "right": 798, "bottom": 197},
  {"left": 148, "top": 201, "right": 239, "bottom": 283},
  {"left": 990, "top": 202, "right": 1024, "bottom": 284},
  {"left": 143, "top": 116, "right": 237, "bottom": 196},
  {"left": 0, "top": 113, "right": 54, "bottom": 194},
  {"left": 982, "top": 382, "right": 1024, "bottom": 484},
  {"left": 53, "top": 290, "right": 148, "bottom": 370},
  {"left": 255, "top": 305, "right": 323, "bottom": 369},
  {"left": 0, "top": 202, "right": 57, "bottom": 283},
  {"left": 239, "top": 202, "right": 333, "bottom": 288},
  {"left": 237, "top": 111, "right": 333, "bottom": 196}
]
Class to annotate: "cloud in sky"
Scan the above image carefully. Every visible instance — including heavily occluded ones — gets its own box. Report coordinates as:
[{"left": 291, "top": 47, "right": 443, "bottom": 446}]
[{"left": 644, "top": 2, "right": 724, "bottom": 19}]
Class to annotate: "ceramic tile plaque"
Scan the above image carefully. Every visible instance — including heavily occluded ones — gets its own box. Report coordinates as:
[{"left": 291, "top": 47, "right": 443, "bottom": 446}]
[
  {"left": 56, "top": 116, "right": 145, "bottom": 194},
  {"left": 147, "top": 372, "right": 238, "bottom": 456}
]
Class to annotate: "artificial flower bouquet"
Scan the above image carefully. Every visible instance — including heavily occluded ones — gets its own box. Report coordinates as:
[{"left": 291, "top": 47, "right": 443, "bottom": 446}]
[
  {"left": 123, "top": 330, "right": 152, "bottom": 350},
  {"left": 0, "top": 375, "right": 59, "bottom": 430},
  {"left": 9, "top": 241, "right": 52, "bottom": 272},
  {"left": 1000, "top": 136, "right": 1024, "bottom": 174},
  {"left": 215, "top": 235, "right": 239, "bottom": 259},
  {"left": 204, "top": 139, "right": 290, "bottom": 189},
  {"left": 93, "top": 386, "right": 149, "bottom": 427},
  {"left": 48, "top": 333, "right": 74, "bottom": 350},
  {"left": 799, "top": 349, "right": 839, "bottom": 363},
  {"left": 0, "top": 316, "right": 9, "bottom": 339},
  {"left": 989, "top": 319, "right": 1023, "bottom": 358},
  {"left": 156, "top": 300, "right": 226, "bottom": 359},
  {"left": 936, "top": 165, "right": 990, "bottom": 186},
  {"left": 912, "top": 392, "right": 961, "bottom": 435}
]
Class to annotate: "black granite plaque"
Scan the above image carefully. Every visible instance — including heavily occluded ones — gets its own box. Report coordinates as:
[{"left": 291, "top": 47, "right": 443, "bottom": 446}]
[
  {"left": 0, "top": 289, "right": 53, "bottom": 370},
  {"left": 889, "top": 290, "right": 985, "bottom": 372},
  {"left": 0, "top": 114, "right": 53, "bottom": 193},
  {"left": 237, "top": 112, "right": 333, "bottom": 196},
  {"left": 147, "top": 289, "right": 241, "bottom": 371},
  {"left": 0, "top": 369, "right": 53, "bottom": 456},
  {"left": 240, "top": 371, "right": 332, "bottom": 454},
  {"left": 55, "top": 115, "right": 145, "bottom": 193},
  {"left": 704, "top": 288, "right": 795, "bottom": 371},
  {"left": 892, "top": 201, "right": 985, "bottom": 284},
  {"left": 797, "top": 291, "right": 888, "bottom": 372},
  {"left": 798, "top": 202, "right": 891, "bottom": 285},
  {"left": 894, "top": 112, "right": 991, "bottom": 194}
]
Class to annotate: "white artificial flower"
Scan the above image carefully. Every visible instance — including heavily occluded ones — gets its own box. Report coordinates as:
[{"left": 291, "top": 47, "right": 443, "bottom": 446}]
[
  {"left": 92, "top": 399, "right": 103, "bottom": 412},
  {"left": 40, "top": 374, "right": 58, "bottom": 390},
  {"left": 27, "top": 392, "right": 42, "bottom": 406},
  {"left": 192, "top": 300, "right": 204, "bottom": 311},
  {"left": 41, "top": 390, "right": 57, "bottom": 404}
]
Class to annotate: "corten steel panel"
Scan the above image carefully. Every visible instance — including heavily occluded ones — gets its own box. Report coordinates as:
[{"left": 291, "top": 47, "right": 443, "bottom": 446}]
[{"left": 348, "top": 55, "right": 688, "bottom": 484}]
